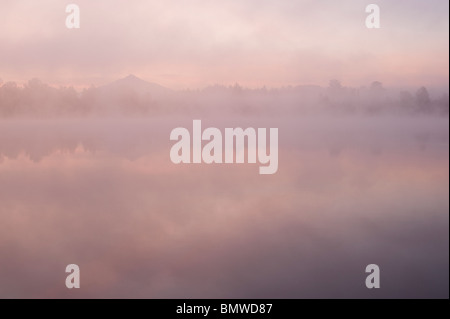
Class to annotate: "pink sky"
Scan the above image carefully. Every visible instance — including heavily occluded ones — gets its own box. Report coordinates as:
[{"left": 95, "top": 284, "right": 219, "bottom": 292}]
[{"left": 0, "top": 0, "right": 448, "bottom": 89}]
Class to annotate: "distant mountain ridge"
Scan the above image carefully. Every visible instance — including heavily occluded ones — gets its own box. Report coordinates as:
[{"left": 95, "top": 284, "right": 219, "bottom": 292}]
[{"left": 100, "top": 74, "right": 172, "bottom": 99}]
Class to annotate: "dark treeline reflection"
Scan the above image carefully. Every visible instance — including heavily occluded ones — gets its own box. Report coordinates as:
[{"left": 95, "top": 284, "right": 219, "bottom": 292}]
[
  {"left": 0, "top": 76, "right": 448, "bottom": 117},
  {"left": 0, "top": 117, "right": 448, "bottom": 162}
]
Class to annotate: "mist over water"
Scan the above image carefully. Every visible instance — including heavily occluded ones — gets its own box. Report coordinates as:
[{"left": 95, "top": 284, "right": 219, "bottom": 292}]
[
  {"left": 0, "top": 111, "right": 448, "bottom": 298},
  {"left": 0, "top": 0, "right": 448, "bottom": 300}
]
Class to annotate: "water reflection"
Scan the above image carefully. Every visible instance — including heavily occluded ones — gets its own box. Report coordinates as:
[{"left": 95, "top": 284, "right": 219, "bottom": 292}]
[{"left": 0, "top": 116, "right": 448, "bottom": 298}]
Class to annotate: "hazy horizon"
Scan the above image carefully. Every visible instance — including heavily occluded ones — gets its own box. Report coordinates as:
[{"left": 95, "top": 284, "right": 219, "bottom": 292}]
[
  {"left": 1, "top": 74, "right": 449, "bottom": 96},
  {"left": 1, "top": 0, "right": 448, "bottom": 89},
  {"left": 0, "top": 0, "right": 448, "bottom": 299}
]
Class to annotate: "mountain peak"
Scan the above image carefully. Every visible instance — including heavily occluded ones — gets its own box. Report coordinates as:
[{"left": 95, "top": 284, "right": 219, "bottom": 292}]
[
  {"left": 112, "top": 74, "right": 154, "bottom": 87},
  {"left": 124, "top": 74, "right": 141, "bottom": 81},
  {"left": 119, "top": 74, "right": 147, "bottom": 83},
  {"left": 102, "top": 75, "right": 172, "bottom": 97}
]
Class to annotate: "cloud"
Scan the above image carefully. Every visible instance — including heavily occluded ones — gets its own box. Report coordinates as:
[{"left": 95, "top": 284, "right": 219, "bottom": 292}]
[{"left": 0, "top": 0, "right": 448, "bottom": 88}]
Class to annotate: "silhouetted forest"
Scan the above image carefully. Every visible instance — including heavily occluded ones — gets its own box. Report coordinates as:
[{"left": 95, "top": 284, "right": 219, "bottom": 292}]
[{"left": 0, "top": 76, "right": 448, "bottom": 117}]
